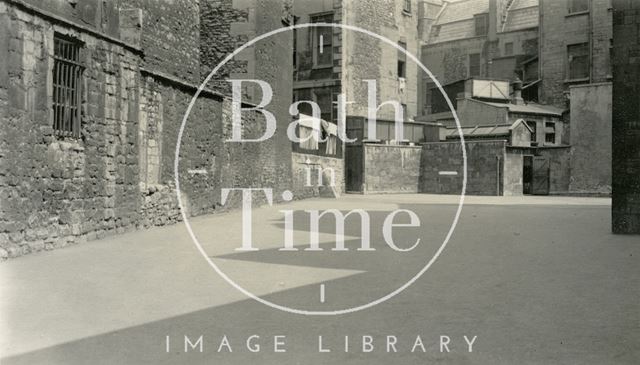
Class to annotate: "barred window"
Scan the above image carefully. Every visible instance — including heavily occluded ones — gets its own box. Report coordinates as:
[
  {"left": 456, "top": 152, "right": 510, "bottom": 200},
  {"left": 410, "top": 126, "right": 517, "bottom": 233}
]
[{"left": 52, "top": 34, "right": 84, "bottom": 138}]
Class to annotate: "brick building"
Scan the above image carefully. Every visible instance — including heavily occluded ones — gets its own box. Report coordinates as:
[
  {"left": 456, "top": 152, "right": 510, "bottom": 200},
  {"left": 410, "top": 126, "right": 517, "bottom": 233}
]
[
  {"left": 611, "top": 0, "right": 640, "bottom": 233},
  {"left": 0, "top": 0, "right": 294, "bottom": 260}
]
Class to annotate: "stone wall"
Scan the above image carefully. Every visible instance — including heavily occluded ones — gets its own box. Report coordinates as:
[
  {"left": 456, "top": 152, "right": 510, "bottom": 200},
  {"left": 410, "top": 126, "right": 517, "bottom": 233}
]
[
  {"left": 0, "top": 1, "right": 295, "bottom": 260},
  {"left": 343, "top": 0, "right": 421, "bottom": 120},
  {"left": 124, "top": 0, "right": 201, "bottom": 83},
  {"left": 569, "top": 82, "right": 612, "bottom": 195},
  {"left": 420, "top": 140, "right": 505, "bottom": 196},
  {"left": 363, "top": 144, "right": 422, "bottom": 194},
  {"left": 291, "top": 152, "right": 344, "bottom": 199},
  {"left": 611, "top": 0, "right": 640, "bottom": 233},
  {"left": 0, "top": 3, "right": 141, "bottom": 259}
]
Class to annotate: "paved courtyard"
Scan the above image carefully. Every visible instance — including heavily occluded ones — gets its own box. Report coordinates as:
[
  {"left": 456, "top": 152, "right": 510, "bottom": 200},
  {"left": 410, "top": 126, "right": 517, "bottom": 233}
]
[{"left": 0, "top": 194, "right": 638, "bottom": 364}]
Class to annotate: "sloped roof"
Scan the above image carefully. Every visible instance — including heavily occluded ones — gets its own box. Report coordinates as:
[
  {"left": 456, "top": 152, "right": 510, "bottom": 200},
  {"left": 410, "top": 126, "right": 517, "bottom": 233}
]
[
  {"left": 502, "top": 0, "right": 539, "bottom": 32},
  {"left": 429, "top": 0, "right": 489, "bottom": 44},
  {"left": 428, "top": 0, "right": 539, "bottom": 44},
  {"left": 435, "top": 0, "right": 489, "bottom": 24},
  {"left": 444, "top": 119, "right": 532, "bottom": 139}
]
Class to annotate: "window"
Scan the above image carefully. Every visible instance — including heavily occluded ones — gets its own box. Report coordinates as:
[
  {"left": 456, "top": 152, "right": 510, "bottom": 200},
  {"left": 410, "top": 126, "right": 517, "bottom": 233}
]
[
  {"left": 469, "top": 53, "right": 481, "bottom": 77},
  {"left": 545, "top": 122, "right": 556, "bottom": 144},
  {"left": 567, "top": 43, "right": 589, "bottom": 80},
  {"left": 526, "top": 121, "right": 537, "bottom": 143},
  {"left": 397, "top": 41, "right": 407, "bottom": 78},
  {"left": 311, "top": 13, "right": 333, "bottom": 67},
  {"left": 53, "top": 34, "right": 84, "bottom": 138},
  {"left": 403, "top": 0, "right": 412, "bottom": 13},
  {"left": 474, "top": 14, "right": 488, "bottom": 36},
  {"left": 314, "top": 90, "right": 333, "bottom": 123},
  {"left": 504, "top": 42, "right": 513, "bottom": 56},
  {"left": 568, "top": 0, "right": 589, "bottom": 13}
]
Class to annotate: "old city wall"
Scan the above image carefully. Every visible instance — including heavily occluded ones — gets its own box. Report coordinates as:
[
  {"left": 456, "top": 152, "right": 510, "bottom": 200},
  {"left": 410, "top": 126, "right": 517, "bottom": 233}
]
[{"left": 0, "top": 3, "right": 141, "bottom": 258}]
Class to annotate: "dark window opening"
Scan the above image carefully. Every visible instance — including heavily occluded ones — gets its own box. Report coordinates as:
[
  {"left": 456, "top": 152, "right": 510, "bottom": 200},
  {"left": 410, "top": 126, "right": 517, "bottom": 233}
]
[
  {"left": 397, "top": 41, "right": 407, "bottom": 78},
  {"left": 545, "top": 122, "right": 556, "bottom": 144},
  {"left": 53, "top": 33, "right": 84, "bottom": 138},
  {"left": 567, "top": 42, "right": 589, "bottom": 80}
]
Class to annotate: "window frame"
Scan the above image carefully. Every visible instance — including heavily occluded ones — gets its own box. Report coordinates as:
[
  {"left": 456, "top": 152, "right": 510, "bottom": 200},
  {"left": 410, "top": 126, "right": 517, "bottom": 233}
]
[
  {"left": 544, "top": 122, "right": 556, "bottom": 144},
  {"left": 52, "top": 33, "right": 84, "bottom": 139},
  {"left": 566, "top": 42, "right": 590, "bottom": 81},
  {"left": 310, "top": 13, "right": 334, "bottom": 68}
]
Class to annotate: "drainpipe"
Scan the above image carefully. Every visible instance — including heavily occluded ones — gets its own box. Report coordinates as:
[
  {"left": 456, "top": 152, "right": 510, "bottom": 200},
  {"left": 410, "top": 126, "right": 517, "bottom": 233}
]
[
  {"left": 588, "top": 0, "right": 594, "bottom": 82},
  {"left": 496, "top": 155, "right": 502, "bottom": 196}
]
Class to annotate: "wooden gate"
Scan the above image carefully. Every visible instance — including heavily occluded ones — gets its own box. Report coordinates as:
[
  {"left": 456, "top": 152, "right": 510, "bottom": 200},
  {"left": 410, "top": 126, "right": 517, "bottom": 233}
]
[{"left": 531, "top": 156, "right": 550, "bottom": 195}]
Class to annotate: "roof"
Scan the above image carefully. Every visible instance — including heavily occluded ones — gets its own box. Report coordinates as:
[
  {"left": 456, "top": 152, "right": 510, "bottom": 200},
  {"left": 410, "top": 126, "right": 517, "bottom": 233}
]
[
  {"left": 444, "top": 119, "right": 532, "bottom": 139},
  {"left": 428, "top": 0, "right": 539, "bottom": 44},
  {"left": 477, "top": 101, "right": 564, "bottom": 116},
  {"left": 502, "top": 0, "right": 539, "bottom": 32},
  {"left": 429, "top": 0, "right": 489, "bottom": 44},
  {"left": 435, "top": 0, "right": 489, "bottom": 25}
]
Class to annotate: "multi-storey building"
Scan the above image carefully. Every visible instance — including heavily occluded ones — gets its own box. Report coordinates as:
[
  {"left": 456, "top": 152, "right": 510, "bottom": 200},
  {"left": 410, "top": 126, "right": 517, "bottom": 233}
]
[{"left": 292, "top": 0, "right": 427, "bottom": 192}]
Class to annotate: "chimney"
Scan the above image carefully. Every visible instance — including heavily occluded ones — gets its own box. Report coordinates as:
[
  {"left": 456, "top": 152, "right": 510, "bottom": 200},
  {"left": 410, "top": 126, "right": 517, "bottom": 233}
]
[
  {"left": 488, "top": 0, "right": 498, "bottom": 41},
  {"left": 512, "top": 78, "right": 524, "bottom": 105}
]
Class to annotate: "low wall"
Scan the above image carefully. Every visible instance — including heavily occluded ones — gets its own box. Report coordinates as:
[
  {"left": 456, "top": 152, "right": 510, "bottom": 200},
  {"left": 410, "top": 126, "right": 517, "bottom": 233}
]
[
  {"left": 420, "top": 140, "right": 506, "bottom": 196},
  {"left": 362, "top": 144, "right": 422, "bottom": 194},
  {"left": 292, "top": 152, "right": 344, "bottom": 199}
]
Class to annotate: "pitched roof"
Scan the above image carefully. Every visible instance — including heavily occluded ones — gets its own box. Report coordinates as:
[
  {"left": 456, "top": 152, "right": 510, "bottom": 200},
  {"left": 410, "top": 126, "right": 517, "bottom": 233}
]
[
  {"left": 429, "top": 0, "right": 489, "bottom": 44},
  {"left": 435, "top": 0, "right": 489, "bottom": 24},
  {"left": 444, "top": 119, "right": 532, "bottom": 139},
  {"left": 502, "top": 0, "right": 539, "bottom": 32},
  {"left": 427, "top": 0, "right": 539, "bottom": 44}
]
